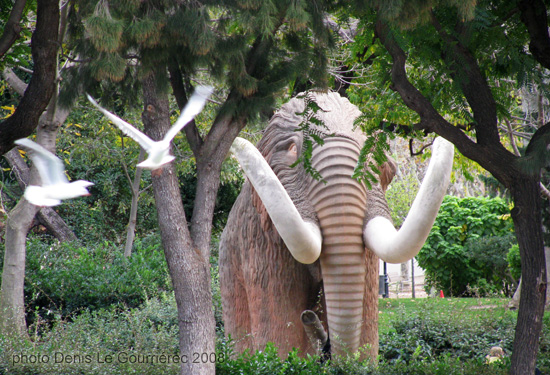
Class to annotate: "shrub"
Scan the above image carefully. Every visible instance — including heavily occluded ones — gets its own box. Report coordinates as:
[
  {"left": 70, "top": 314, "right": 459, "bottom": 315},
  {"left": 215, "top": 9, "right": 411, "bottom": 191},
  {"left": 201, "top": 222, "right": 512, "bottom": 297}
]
[
  {"left": 416, "top": 196, "right": 516, "bottom": 296},
  {"left": 463, "top": 234, "right": 517, "bottom": 296},
  {"left": 379, "top": 314, "right": 515, "bottom": 363},
  {"left": 1, "top": 295, "right": 180, "bottom": 375},
  {"left": 506, "top": 244, "right": 521, "bottom": 281},
  {"left": 24, "top": 236, "right": 171, "bottom": 323}
]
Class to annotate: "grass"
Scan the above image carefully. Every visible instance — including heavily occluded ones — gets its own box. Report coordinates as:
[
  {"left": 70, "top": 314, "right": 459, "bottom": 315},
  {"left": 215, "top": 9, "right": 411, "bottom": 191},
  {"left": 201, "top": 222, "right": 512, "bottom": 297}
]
[{"left": 378, "top": 297, "right": 515, "bottom": 335}]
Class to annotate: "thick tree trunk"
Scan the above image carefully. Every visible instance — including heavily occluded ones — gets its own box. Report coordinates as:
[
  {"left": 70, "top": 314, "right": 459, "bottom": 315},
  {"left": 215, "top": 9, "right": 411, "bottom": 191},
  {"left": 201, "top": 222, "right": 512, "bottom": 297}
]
[
  {"left": 0, "top": 0, "right": 59, "bottom": 154},
  {"left": 510, "top": 176, "right": 546, "bottom": 375},
  {"left": 510, "top": 247, "right": 550, "bottom": 310},
  {"left": 141, "top": 74, "right": 215, "bottom": 375}
]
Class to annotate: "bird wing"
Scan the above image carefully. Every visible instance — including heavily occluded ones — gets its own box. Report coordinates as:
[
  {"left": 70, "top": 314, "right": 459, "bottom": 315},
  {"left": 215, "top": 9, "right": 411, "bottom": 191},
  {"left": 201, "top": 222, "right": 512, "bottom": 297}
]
[
  {"left": 87, "top": 95, "right": 156, "bottom": 151},
  {"left": 163, "top": 86, "right": 213, "bottom": 142},
  {"left": 14, "top": 138, "right": 69, "bottom": 186}
]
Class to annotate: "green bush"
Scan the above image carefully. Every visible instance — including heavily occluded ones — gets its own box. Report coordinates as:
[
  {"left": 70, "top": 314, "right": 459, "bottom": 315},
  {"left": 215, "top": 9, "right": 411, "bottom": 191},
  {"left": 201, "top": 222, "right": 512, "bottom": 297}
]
[
  {"left": 1, "top": 295, "right": 180, "bottom": 375},
  {"left": 1, "top": 296, "right": 527, "bottom": 375},
  {"left": 379, "top": 314, "right": 515, "bottom": 363},
  {"left": 416, "top": 196, "right": 516, "bottom": 296},
  {"left": 507, "top": 244, "right": 521, "bottom": 281},
  {"left": 463, "top": 234, "right": 517, "bottom": 296},
  {"left": 216, "top": 341, "right": 509, "bottom": 375},
  {"left": 24, "top": 236, "right": 171, "bottom": 323}
]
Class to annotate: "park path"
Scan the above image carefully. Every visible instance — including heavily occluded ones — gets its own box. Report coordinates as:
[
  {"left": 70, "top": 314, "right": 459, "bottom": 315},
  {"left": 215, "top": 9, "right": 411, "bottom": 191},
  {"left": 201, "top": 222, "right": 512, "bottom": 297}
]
[{"left": 382, "top": 261, "right": 428, "bottom": 298}]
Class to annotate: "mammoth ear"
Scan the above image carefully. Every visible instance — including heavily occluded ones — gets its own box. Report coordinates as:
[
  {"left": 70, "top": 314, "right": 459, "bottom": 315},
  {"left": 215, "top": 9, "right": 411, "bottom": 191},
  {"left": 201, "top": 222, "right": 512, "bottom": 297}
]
[{"left": 379, "top": 157, "right": 397, "bottom": 192}]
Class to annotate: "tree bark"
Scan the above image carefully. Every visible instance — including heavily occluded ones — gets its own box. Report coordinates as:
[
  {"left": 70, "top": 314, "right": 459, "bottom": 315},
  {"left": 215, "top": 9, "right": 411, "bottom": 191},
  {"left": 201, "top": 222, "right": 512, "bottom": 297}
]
[
  {"left": 141, "top": 74, "right": 216, "bottom": 375},
  {"left": 123, "top": 149, "right": 145, "bottom": 257},
  {"left": 0, "top": 0, "right": 27, "bottom": 59},
  {"left": 510, "top": 176, "right": 546, "bottom": 375},
  {"left": 0, "top": 199, "right": 38, "bottom": 337},
  {"left": 0, "top": 109, "right": 63, "bottom": 336},
  {"left": 518, "top": 0, "right": 550, "bottom": 71},
  {"left": 0, "top": 0, "right": 59, "bottom": 155}
]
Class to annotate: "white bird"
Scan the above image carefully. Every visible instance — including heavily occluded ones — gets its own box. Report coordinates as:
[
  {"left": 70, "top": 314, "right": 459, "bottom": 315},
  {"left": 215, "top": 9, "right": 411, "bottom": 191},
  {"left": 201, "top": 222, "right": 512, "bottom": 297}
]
[
  {"left": 87, "top": 85, "right": 213, "bottom": 170},
  {"left": 14, "top": 138, "right": 94, "bottom": 207}
]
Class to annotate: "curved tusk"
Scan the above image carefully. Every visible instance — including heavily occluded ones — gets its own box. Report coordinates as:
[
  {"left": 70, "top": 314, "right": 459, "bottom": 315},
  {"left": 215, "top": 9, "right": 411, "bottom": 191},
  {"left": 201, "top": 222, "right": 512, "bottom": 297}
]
[
  {"left": 364, "top": 137, "right": 454, "bottom": 264},
  {"left": 230, "top": 137, "right": 322, "bottom": 264}
]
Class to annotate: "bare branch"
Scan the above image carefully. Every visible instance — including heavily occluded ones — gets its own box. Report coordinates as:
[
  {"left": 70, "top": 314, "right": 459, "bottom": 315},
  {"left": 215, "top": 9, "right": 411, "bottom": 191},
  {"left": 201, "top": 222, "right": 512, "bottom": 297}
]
[
  {"left": 2, "top": 69, "right": 27, "bottom": 96},
  {"left": 409, "top": 139, "right": 434, "bottom": 156},
  {"left": 505, "top": 118, "right": 522, "bottom": 156}
]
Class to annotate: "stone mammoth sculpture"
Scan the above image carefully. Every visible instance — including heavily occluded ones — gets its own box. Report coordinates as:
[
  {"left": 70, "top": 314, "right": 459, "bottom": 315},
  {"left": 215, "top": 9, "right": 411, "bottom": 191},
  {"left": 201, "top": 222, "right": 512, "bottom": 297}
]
[{"left": 219, "top": 91, "right": 454, "bottom": 359}]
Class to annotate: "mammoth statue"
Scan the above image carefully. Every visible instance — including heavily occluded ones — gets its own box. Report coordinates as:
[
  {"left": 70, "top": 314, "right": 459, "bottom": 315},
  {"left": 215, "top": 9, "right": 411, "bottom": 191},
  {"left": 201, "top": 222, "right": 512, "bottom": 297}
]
[{"left": 219, "top": 91, "right": 454, "bottom": 359}]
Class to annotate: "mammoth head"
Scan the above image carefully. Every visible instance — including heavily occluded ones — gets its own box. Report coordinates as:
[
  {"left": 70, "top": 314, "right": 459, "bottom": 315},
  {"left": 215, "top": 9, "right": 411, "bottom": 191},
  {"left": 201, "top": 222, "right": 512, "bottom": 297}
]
[{"left": 229, "top": 91, "right": 454, "bottom": 354}]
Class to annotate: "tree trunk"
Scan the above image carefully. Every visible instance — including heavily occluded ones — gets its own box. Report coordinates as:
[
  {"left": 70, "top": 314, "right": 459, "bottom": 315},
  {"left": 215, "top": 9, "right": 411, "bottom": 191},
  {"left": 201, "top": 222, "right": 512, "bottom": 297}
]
[
  {"left": 141, "top": 74, "right": 215, "bottom": 375},
  {"left": 3, "top": 61, "right": 76, "bottom": 244},
  {"left": 0, "top": 106, "right": 63, "bottom": 336},
  {"left": 0, "top": 199, "right": 38, "bottom": 336},
  {"left": 0, "top": 0, "right": 59, "bottom": 155},
  {"left": 123, "top": 149, "right": 145, "bottom": 257},
  {"left": 510, "top": 247, "right": 550, "bottom": 310},
  {"left": 510, "top": 176, "right": 546, "bottom": 375}
]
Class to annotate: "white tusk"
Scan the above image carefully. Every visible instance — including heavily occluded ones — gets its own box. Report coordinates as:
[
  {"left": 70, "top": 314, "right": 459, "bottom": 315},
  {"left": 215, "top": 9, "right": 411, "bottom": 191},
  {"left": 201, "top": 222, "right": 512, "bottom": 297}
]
[
  {"left": 364, "top": 137, "right": 454, "bottom": 263},
  {"left": 230, "top": 137, "right": 322, "bottom": 264}
]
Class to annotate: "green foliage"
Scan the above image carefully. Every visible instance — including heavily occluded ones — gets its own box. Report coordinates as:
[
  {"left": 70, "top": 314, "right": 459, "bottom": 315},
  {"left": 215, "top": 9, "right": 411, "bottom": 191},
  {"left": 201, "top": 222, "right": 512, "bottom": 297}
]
[
  {"left": 463, "top": 234, "right": 518, "bottom": 296},
  {"left": 61, "top": 0, "right": 333, "bottom": 120},
  {"left": 290, "top": 92, "right": 331, "bottom": 182},
  {"left": 4, "top": 296, "right": 543, "bottom": 375},
  {"left": 2, "top": 295, "right": 180, "bottom": 375},
  {"left": 217, "top": 338, "right": 509, "bottom": 374},
  {"left": 353, "top": 130, "right": 392, "bottom": 189},
  {"left": 0, "top": 0, "right": 35, "bottom": 71},
  {"left": 507, "top": 244, "right": 521, "bottom": 282},
  {"left": 416, "top": 195, "right": 516, "bottom": 296},
  {"left": 385, "top": 166, "right": 419, "bottom": 227},
  {"left": 380, "top": 314, "right": 514, "bottom": 363},
  {"left": 22, "top": 236, "right": 171, "bottom": 322},
  {"left": 216, "top": 342, "right": 325, "bottom": 375}
]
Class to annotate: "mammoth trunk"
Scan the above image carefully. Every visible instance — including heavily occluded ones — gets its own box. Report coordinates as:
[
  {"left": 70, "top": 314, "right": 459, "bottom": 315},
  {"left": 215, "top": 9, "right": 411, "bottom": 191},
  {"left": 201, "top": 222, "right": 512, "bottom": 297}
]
[{"left": 309, "top": 137, "right": 368, "bottom": 356}]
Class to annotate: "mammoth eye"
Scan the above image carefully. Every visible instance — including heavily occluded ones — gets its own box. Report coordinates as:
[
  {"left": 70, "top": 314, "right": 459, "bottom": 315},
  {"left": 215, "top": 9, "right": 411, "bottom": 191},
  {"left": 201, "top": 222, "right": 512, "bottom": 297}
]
[{"left": 288, "top": 143, "right": 297, "bottom": 156}]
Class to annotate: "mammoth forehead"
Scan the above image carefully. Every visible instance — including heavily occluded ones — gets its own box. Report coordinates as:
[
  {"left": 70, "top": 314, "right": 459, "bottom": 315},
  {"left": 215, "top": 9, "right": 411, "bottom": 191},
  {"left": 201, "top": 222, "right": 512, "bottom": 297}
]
[{"left": 270, "top": 91, "right": 365, "bottom": 144}]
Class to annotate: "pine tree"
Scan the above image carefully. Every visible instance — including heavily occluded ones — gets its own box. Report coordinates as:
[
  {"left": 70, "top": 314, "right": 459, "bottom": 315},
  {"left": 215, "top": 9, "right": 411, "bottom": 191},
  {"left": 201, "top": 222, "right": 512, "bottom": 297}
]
[{"left": 61, "top": 2, "right": 334, "bottom": 374}]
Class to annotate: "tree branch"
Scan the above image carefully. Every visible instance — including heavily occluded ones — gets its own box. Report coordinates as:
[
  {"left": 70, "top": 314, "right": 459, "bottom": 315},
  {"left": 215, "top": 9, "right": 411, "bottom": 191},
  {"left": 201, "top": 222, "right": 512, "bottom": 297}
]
[
  {"left": 430, "top": 12, "right": 500, "bottom": 146},
  {"left": 168, "top": 60, "right": 203, "bottom": 156},
  {"left": 409, "top": 139, "right": 434, "bottom": 156},
  {"left": 505, "top": 118, "right": 522, "bottom": 156},
  {"left": 0, "top": 0, "right": 27, "bottom": 59},
  {"left": 374, "top": 19, "right": 475, "bottom": 149},
  {"left": 375, "top": 17, "right": 517, "bottom": 184},
  {"left": 2, "top": 69, "right": 27, "bottom": 96},
  {"left": 518, "top": 0, "right": 550, "bottom": 70},
  {"left": 0, "top": 0, "right": 60, "bottom": 156}
]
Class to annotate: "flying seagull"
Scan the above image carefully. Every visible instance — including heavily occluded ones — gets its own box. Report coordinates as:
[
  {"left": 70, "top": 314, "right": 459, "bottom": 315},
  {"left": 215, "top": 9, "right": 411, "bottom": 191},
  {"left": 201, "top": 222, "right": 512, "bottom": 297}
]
[
  {"left": 87, "top": 85, "right": 213, "bottom": 170},
  {"left": 14, "top": 138, "right": 94, "bottom": 207}
]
